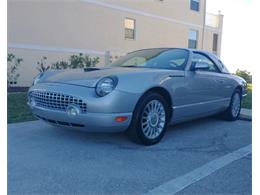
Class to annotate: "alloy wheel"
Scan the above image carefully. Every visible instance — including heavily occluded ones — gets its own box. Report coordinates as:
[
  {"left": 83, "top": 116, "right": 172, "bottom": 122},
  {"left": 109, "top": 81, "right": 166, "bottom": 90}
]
[{"left": 141, "top": 99, "right": 166, "bottom": 139}]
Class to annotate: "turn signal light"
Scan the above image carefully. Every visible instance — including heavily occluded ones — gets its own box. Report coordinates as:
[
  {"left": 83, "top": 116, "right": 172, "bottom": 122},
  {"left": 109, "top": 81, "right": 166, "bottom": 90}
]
[{"left": 115, "top": 116, "right": 128, "bottom": 122}]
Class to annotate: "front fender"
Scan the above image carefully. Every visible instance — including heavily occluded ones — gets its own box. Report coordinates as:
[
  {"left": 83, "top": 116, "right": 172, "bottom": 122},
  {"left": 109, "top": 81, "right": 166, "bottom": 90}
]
[{"left": 29, "top": 83, "right": 141, "bottom": 113}]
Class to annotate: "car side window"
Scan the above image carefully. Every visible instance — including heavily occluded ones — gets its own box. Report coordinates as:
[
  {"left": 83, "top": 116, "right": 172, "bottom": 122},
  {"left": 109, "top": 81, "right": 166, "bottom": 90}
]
[{"left": 192, "top": 53, "right": 220, "bottom": 72}]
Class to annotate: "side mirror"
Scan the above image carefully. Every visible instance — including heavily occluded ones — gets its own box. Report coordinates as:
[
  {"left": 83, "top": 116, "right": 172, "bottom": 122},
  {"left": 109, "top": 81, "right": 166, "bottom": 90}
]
[{"left": 192, "top": 61, "right": 210, "bottom": 71}]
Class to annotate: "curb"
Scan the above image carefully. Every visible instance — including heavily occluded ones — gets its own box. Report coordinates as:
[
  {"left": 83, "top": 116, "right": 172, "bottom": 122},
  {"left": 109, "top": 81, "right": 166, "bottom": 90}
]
[{"left": 239, "top": 108, "right": 252, "bottom": 121}]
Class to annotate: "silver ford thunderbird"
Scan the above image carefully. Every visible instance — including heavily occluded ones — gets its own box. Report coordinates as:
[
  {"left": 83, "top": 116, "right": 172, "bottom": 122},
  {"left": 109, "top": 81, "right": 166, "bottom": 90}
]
[{"left": 28, "top": 48, "right": 247, "bottom": 145}]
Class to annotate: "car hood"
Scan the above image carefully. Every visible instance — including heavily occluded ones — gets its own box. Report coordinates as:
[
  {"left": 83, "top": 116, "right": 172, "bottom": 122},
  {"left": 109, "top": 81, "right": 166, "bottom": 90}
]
[{"left": 41, "top": 66, "right": 183, "bottom": 87}]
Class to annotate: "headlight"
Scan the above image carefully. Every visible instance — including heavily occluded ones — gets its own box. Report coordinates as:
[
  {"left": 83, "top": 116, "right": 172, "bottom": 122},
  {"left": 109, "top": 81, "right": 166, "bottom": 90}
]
[
  {"left": 33, "top": 72, "right": 44, "bottom": 85},
  {"left": 96, "top": 77, "right": 118, "bottom": 97}
]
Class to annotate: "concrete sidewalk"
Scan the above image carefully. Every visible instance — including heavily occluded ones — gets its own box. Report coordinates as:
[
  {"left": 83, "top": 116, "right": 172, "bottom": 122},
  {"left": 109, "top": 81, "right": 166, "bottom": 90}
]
[{"left": 240, "top": 108, "right": 252, "bottom": 121}]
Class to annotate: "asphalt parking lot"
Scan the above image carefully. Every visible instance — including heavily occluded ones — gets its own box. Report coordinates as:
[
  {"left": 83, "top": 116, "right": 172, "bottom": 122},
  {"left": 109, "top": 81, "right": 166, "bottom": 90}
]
[{"left": 8, "top": 117, "right": 252, "bottom": 194}]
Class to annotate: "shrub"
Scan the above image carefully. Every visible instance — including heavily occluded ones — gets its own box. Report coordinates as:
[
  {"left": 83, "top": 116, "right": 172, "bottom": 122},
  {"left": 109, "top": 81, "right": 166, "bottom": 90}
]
[
  {"left": 69, "top": 53, "right": 100, "bottom": 68},
  {"left": 36, "top": 56, "right": 50, "bottom": 73},
  {"left": 51, "top": 60, "right": 69, "bottom": 70},
  {"left": 7, "top": 53, "right": 23, "bottom": 86},
  {"left": 51, "top": 53, "right": 100, "bottom": 70},
  {"left": 235, "top": 69, "right": 252, "bottom": 83}
]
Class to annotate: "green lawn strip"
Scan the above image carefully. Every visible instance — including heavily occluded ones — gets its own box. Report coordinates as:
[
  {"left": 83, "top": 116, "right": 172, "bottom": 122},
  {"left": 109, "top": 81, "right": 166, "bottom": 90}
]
[
  {"left": 242, "top": 84, "right": 252, "bottom": 109},
  {"left": 8, "top": 92, "right": 36, "bottom": 123},
  {"left": 7, "top": 84, "right": 252, "bottom": 124}
]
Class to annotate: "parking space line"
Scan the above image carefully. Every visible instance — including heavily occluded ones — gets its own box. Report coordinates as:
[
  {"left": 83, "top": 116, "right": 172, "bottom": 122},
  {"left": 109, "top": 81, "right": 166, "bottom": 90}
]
[{"left": 146, "top": 144, "right": 252, "bottom": 195}]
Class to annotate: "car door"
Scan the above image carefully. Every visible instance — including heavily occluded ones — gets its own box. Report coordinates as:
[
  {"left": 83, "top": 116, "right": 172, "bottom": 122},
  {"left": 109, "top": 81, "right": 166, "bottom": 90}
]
[{"left": 173, "top": 52, "right": 230, "bottom": 121}]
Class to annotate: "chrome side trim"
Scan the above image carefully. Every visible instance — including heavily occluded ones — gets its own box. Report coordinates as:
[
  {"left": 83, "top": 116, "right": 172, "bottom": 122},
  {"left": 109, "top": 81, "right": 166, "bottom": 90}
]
[{"left": 173, "top": 98, "right": 230, "bottom": 109}]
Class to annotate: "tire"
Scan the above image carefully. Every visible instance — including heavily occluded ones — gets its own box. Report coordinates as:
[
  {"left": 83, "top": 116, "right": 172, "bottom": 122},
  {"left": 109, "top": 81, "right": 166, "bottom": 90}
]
[
  {"left": 222, "top": 89, "right": 242, "bottom": 121},
  {"left": 127, "top": 92, "right": 170, "bottom": 145}
]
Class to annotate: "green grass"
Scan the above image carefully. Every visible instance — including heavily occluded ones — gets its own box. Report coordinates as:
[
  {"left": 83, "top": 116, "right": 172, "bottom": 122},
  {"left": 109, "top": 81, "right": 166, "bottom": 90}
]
[
  {"left": 8, "top": 92, "right": 36, "bottom": 123},
  {"left": 7, "top": 84, "right": 252, "bottom": 124},
  {"left": 242, "top": 83, "right": 252, "bottom": 109}
]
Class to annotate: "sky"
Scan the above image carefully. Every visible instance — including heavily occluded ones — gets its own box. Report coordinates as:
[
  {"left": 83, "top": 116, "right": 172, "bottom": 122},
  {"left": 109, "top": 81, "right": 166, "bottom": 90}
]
[{"left": 206, "top": 0, "right": 259, "bottom": 73}]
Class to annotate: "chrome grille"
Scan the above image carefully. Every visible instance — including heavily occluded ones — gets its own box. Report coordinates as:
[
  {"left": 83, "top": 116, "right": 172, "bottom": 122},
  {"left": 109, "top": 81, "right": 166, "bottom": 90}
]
[{"left": 29, "top": 90, "right": 87, "bottom": 113}]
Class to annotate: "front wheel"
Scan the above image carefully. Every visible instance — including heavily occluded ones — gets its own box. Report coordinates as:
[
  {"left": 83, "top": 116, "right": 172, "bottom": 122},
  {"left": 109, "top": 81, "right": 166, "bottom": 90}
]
[
  {"left": 223, "top": 89, "right": 242, "bottom": 121},
  {"left": 127, "top": 92, "right": 169, "bottom": 145}
]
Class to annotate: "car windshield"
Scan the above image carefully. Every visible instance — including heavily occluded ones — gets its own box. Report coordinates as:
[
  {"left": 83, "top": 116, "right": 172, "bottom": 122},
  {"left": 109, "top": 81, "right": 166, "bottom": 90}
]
[{"left": 110, "top": 48, "right": 189, "bottom": 70}]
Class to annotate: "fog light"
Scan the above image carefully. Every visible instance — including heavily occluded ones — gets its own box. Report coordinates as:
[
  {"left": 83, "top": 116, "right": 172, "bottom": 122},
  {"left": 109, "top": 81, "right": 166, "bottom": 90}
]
[
  {"left": 115, "top": 116, "right": 128, "bottom": 122},
  {"left": 29, "top": 97, "right": 36, "bottom": 107},
  {"left": 66, "top": 105, "right": 80, "bottom": 117}
]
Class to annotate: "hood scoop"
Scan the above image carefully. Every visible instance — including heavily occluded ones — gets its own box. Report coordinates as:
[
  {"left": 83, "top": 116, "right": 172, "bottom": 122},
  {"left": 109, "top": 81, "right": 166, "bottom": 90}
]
[{"left": 84, "top": 67, "right": 100, "bottom": 72}]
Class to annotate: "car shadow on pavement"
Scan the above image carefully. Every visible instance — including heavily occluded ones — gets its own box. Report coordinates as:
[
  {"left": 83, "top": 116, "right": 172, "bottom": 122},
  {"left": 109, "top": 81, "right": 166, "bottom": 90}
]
[
  {"left": 8, "top": 115, "right": 250, "bottom": 152},
  {"left": 31, "top": 116, "right": 228, "bottom": 148}
]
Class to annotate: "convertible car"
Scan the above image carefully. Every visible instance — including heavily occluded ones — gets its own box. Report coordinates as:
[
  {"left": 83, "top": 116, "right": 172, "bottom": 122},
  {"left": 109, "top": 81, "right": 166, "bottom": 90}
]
[{"left": 28, "top": 48, "right": 247, "bottom": 145}]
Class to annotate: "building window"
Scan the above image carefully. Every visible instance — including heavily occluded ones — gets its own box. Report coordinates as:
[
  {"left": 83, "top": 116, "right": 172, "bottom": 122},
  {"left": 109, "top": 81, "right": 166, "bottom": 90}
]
[
  {"left": 188, "top": 30, "right": 198, "bottom": 49},
  {"left": 213, "top": 33, "right": 218, "bottom": 53},
  {"left": 190, "top": 0, "right": 200, "bottom": 11},
  {"left": 124, "top": 18, "right": 135, "bottom": 40}
]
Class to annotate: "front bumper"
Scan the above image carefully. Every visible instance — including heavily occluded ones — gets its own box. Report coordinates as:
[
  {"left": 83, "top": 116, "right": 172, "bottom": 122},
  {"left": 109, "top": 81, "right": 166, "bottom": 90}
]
[
  {"left": 28, "top": 82, "right": 138, "bottom": 132},
  {"left": 30, "top": 105, "right": 132, "bottom": 132}
]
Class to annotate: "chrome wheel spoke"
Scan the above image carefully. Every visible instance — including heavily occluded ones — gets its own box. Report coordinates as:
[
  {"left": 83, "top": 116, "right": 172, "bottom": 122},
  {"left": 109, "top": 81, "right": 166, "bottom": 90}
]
[{"left": 142, "top": 125, "right": 149, "bottom": 132}]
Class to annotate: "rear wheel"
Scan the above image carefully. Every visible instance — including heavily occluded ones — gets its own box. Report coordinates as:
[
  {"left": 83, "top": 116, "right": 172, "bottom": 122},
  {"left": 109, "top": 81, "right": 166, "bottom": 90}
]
[
  {"left": 223, "top": 89, "right": 242, "bottom": 121},
  {"left": 127, "top": 92, "right": 170, "bottom": 145}
]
